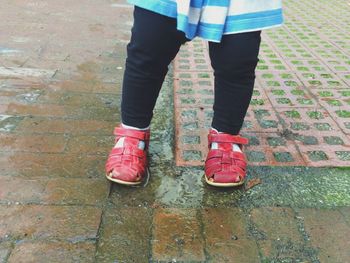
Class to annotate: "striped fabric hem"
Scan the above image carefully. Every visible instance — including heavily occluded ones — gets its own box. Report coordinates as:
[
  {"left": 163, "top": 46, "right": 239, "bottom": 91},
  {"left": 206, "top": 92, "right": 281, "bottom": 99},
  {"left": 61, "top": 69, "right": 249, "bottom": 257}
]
[
  {"left": 127, "top": 0, "right": 283, "bottom": 42},
  {"left": 194, "top": 9, "right": 284, "bottom": 42},
  {"left": 128, "top": 0, "right": 177, "bottom": 18}
]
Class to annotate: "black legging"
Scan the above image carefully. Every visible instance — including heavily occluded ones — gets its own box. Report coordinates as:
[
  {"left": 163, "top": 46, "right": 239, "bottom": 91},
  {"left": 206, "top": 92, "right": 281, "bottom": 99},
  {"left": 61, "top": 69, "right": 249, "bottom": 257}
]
[{"left": 121, "top": 7, "right": 261, "bottom": 135}]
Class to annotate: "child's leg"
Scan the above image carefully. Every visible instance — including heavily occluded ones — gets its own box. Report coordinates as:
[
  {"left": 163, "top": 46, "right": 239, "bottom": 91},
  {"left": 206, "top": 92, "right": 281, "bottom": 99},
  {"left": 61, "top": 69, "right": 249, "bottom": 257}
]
[
  {"left": 121, "top": 7, "right": 188, "bottom": 128},
  {"left": 209, "top": 31, "right": 261, "bottom": 134},
  {"left": 106, "top": 7, "right": 187, "bottom": 185},
  {"left": 204, "top": 31, "right": 261, "bottom": 187}
]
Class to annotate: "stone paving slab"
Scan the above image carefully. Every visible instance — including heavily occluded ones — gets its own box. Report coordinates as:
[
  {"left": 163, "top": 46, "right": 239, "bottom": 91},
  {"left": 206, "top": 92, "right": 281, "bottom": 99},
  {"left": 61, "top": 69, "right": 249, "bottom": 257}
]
[
  {"left": 174, "top": 0, "right": 350, "bottom": 167},
  {"left": 95, "top": 206, "right": 349, "bottom": 262},
  {"left": 0, "top": 152, "right": 106, "bottom": 178},
  {"left": 203, "top": 208, "right": 260, "bottom": 263},
  {"left": 7, "top": 241, "right": 96, "bottom": 263},
  {"left": 0, "top": 177, "right": 108, "bottom": 205},
  {"left": 0, "top": 205, "right": 102, "bottom": 241},
  {"left": 0, "top": 1, "right": 129, "bottom": 261},
  {"left": 152, "top": 208, "right": 205, "bottom": 262},
  {"left": 250, "top": 207, "right": 306, "bottom": 261},
  {"left": 297, "top": 208, "right": 350, "bottom": 263},
  {"left": 96, "top": 207, "right": 153, "bottom": 263}
]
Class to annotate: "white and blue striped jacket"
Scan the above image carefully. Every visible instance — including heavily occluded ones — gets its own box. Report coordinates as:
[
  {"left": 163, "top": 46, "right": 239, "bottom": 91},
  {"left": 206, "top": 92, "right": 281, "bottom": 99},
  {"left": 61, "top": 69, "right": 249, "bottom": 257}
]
[{"left": 128, "top": 0, "right": 283, "bottom": 42}]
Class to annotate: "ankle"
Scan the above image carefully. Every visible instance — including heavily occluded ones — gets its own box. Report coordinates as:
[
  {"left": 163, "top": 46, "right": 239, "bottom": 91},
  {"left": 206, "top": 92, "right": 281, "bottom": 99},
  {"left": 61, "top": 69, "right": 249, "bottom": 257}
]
[
  {"left": 122, "top": 123, "right": 150, "bottom": 131},
  {"left": 114, "top": 124, "right": 150, "bottom": 150},
  {"left": 210, "top": 128, "right": 242, "bottom": 153}
]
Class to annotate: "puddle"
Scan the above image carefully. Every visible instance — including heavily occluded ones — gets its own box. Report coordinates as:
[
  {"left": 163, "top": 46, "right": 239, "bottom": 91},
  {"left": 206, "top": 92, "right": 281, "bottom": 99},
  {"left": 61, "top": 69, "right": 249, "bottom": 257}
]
[
  {"left": 0, "top": 115, "right": 23, "bottom": 132},
  {"left": 0, "top": 47, "right": 21, "bottom": 54},
  {"left": 15, "top": 90, "right": 42, "bottom": 103}
]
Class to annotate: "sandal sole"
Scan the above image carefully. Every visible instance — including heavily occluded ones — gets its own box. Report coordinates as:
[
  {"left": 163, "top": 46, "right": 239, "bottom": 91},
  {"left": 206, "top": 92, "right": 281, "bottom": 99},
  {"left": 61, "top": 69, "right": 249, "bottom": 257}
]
[
  {"left": 204, "top": 175, "right": 244, "bottom": 187},
  {"left": 105, "top": 168, "right": 150, "bottom": 186}
]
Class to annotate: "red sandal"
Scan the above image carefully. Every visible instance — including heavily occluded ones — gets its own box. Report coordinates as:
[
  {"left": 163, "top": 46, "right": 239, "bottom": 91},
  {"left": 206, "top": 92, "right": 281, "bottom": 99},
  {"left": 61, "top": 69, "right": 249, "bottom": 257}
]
[
  {"left": 205, "top": 129, "right": 249, "bottom": 187},
  {"left": 105, "top": 125, "right": 150, "bottom": 185}
]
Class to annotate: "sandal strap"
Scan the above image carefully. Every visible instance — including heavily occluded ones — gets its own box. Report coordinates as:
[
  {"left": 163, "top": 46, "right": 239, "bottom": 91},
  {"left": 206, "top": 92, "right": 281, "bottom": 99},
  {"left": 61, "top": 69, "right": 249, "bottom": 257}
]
[
  {"left": 206, "top": 149, "right": 246, "bottom": 162},
  {"left": 206, "top": 150, "right": 246, "bottom": 172},
  {"left": 108, "top": 146, "right": 146, "bottom": 158},
  {"left": 205, "top": 151, "right": 247, "bottom": 181},
  {"left": 114, "top": 127, "right": 150, "bottom": 141},
  {"left": 105, "top": 126, "right": 149, "bottom": 181},
  {"left": 205, "top": 163, "right": 246, "bottom": 179},
  {"left": 105, "top": 147, "right": 147, "bottom": 174},
  {"left": 208, "top": 133, "right": 248, "bottom": 146},
  {"left": 205, "top": 130, "right": 248, "bottom": 184}
]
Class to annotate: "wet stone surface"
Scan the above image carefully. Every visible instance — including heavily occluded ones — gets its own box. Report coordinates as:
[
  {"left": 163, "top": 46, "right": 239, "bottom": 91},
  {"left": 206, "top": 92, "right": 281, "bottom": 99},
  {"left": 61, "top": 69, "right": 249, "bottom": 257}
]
[{"left": 1, "top": 0, "right": 350, "bottom": 262}]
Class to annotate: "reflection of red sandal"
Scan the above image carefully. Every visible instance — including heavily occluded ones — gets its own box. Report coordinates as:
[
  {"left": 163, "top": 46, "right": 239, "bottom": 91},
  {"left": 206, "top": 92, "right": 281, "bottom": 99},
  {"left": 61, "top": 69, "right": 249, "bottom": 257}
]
[
  {"left": 204, "top": 129, "right": 249, "bottom": 187},
  {"left": 105, "top": 125, "right": 150, "bottom": 185}
]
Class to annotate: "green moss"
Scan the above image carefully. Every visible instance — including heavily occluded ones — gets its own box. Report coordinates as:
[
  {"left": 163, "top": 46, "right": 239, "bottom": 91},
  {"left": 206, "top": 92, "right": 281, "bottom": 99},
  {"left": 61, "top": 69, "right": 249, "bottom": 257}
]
[
  {"left": 308, "top": 151, "right": 328, "bottom": 161},
  {"left": 284, "top": 81, "right": 298, "bottom": 87},
  {"left": 271, "top": 59, "right": 282, "bottom": 64},
  {"left": 198, "top": 72, "right": 210, "bottom": 78},
  {"left": 336, "top": 110, "right": 350, "bottom": 118},
  {"left": 291, "top": 122, "right": 310, "bottom": 130},
  {"left": 307, "top": 111, "right": 324, "bottom": 119},
  {"left": 297, "top": 66, "right": 309, "bottom": 71},
  {"left": 273, "top": 152, "right": 294, "bottom": 162},
  {"left": 318, "top": 91, "right": 333, "bottom": 97},
  {"left": 297, "top": 98, "right": 313, "bottom": 105},
  {"left": 308, "top": 60, "right": 320, "bottom": 65},
  {"left": 252, "top": 90, "right": 260, "bottom": 96},
  {"left": 340, "top": 91, "right": 350, "bottom": 96},
  {"left": 267, "top": 137, "right": 286, "bottom": 146},
  {"left": 335, "top": 151, "right": 350, "bottom": 161},
  {"left": 177, "top": 88, "right": 195, "bottom": 95},
  {"left": 180, "top": 80, "right": 193, "bottom": 87},
  {"left": 275, "top": 65, "right": 287, "bottom": 70},
  {"left": 308, "top": 80, "right": 322, "bottom": 86},
  {"left": 183, "top": 150, "right": 202, "bottom": 161},
  {"left": 277, "top": 98, "right": 292, "bottom": 105},
  {"left": 314, "top": 123, "right": 331, "bottom": 131},
  {"left": 285, "top": 110, "right": 301, "bottom": 118},
  {"left": 320, "top": 73, "right": 333, "bottom": 79},
  {"left": 328, "top": 81, "right": 341, "bottom": 86},
  {"left": 271, "top": 89, "right": 285, "bottom": 96},
  {"left": 250, "top": 99, "right": 265, "bottom": 105},
  {"left": 180, "top": 98, "right": 196, "bottom": 104},
  {"left": 246, "top": 151, "right": 266, "bottom": 162},
  {"left": 257, "top": 65, "right": 268, "bottom": 70},
  {"left": 291, "top": 89, "right": 305, "bottom": 96},
  {"left": 267, "top": 81, "right": 281, "bottom": 87},
  {"left": 254, "top": 109, "right": 270, "bottom": 117},
  {"left": 327, "top": 99, "right": 342, "bottom": 106},
  {"left": 262, "top": 73, "right": 274, "bottom": 79},
  {"left": 280, "top": 73, "right": 293, "bottom": 79},
  {"left": 324, "top": 136, "right": 344, "bottom": 145}
]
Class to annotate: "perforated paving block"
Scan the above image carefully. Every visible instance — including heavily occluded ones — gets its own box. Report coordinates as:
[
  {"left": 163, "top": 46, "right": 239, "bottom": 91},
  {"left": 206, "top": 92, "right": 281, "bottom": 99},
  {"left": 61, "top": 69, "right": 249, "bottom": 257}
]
[
  {"left": 257, "top": 71, "right": 318, "bottom": 108},
  {"left": 296, "top": 71, "right": 345, "bottom": 90},
  {"left": 305, "top": 89, "right": 350, "bottom": 135},
  {"left": 286, "top": 59, "right": 329, "bottom": 75},
  {"left": 173, "top": 1, "right": 350, "bottom": 167},
  {"left": 337, "top": 73, "right": 350, "bottom": 87},
  {"left": 174, "top": 72, "right": 214, "bottom": 109},
  {"left": 258, "top": 41, "right": 290, "bottom": 72},
  {"left": 173, "top": 39, "right": 212, "bottom": 72},
  {"left": 241, "top": 132, "right": 306, "bottom": 166},
  {"left": 298, "top": 145, "right": 350, "bottom": 167},
  {"left": 243, "top": 106, "right": 282, "bottom": 133}
]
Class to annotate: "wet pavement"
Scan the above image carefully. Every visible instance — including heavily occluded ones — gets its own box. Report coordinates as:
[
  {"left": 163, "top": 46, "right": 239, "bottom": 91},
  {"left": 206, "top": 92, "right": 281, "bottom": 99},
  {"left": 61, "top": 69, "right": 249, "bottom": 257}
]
[{"left": 0, "top": 0, "right": 349, "bottom": 262}]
